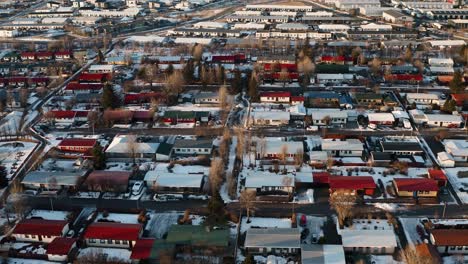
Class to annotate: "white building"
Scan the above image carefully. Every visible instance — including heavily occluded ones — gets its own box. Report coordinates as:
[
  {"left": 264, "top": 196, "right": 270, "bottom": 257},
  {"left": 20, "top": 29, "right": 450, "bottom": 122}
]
[
  {"left": 340, "top": 229, "right": 397, "bottom": 254},
  {"left": 316, "top": 73, "right": 355, "bottom": 84},
  {"left": 401, "top": 1, "right": 453, "bottom": 9},
  {"left": 244, "top": 171, "right": 294, "bottom": 194},
  {"left": 335, "top": 0, "right": 380, "bottom": 10},
  {"left": 308, "top": 109, "right": 348, "bottom": 126},
  {"left": 360, "top": 23, "right": 392, "bottom": 31},
  {"left": 246, "top": 4, "right": 313, "bottom": 12},
  {"left": 250, "top": 111, "right": 290, "bottom": 126},
  {"left": 321, "top": 138, "right": 364, "bottom": 157},
  {"left": 424, "top": 114, "right": 463, "bottom": 128},
  {"left": 406, "top": 93, "right": 439, "bottom": 105},
  {"left": 317, "top": 24, "right": 350, "bottom": 32},
  {"left": 429, "top": 40, "right": 466, "bottom": 48},
  {"left": 443, "top": 140, "right": 468, "bottom": 162},
  {"left": 0, "top": 29, "right": 19, "bottom": 38},
  {"left": 79, "top": 7, "right": 141, "bottom": 17},
  {"left": 88, "top": 64, "right": 114, "bottom": 73},
  {"left": 383, "top": 10, "right": 413, "bottom": 24},
  {"left": 430, "top": 229, "right": 468, "bottom": 255},
  {"left": 193, "top": 21, "right": 228, "bottom": 29},
  {"left": 305, "top": 11, "right": 333, "bottom": 17},
  {"left": 233, "top": 22, "right": 266, "bottom": 30},
  {"left": 359, "top": 7, "right": 394, "bottom": 17}
]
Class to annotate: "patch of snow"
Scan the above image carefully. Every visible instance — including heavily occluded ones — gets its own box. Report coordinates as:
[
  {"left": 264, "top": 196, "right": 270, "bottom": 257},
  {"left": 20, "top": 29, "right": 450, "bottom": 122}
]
[{"left": 240, "top": 217, "right": 291, "bottom": 233}]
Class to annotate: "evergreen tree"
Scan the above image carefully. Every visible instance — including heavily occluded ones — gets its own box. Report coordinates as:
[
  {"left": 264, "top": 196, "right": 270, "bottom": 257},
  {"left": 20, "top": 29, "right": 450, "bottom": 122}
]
[
  {"left": 449, "top": 71, "right": 465, "bottom": 93},
  {"left": 97, "top": 49, "right": 104, "bottom": 63},
  {"left": 91, "top": 143, "right": 106, "bottom": 170},
  {"left": 182, "top": 59, "right": 194, "bottom": 84},
  {"left": 0, "top": 166, "right": 7, "bottom": 188},
  {"left": 442, "top": 99, "right": 457, "bottom": 113},
  {"left": 205, "top": 192, "right": 225, "bottom": 226},
  {"left": 101, "top": 84, "right": 119, "bottom": 109},
  {"left": 230, "top": 70, "right": 242, "bottom": 94},
  {"left": 165, "top": 63, "right": 174, "bottom": 76},
  {"left": 243, "top": 254, "right": 255, "bottom": 264},
  {"left": 248, "top": 72, "right": 258, "bottom": 102}
]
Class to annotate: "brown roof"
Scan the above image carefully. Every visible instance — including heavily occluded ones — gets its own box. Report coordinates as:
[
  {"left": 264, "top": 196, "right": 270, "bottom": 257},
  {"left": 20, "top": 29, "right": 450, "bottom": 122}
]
[{"left": 431, "top": 229, "right": 468, "bottom": 246}]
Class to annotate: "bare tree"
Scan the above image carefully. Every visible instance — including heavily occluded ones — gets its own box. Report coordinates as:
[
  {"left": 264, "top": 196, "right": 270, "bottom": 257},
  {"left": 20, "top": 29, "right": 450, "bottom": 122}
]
[
  {"left": 192, "top": 44, "right": 203, "bottom": 62},
  {"left": 239, "top": 189, "right": 256, "bottom": 221},
  {"left": 87, "top": 111, "right": 99, "bottom": 134},
  {"left": 235, "top": 128, "right": 245, "bottom": 162},
  {"left": 209, "top": 158, "right": 224, "bottom": 195},
  {"left": 279, "top": 144, "right": 288, "bottom": 171},
  {"left": 74, "top": 248, "right": 128, "bottom": 264},
  {"left": 326, "top": 155, "right": 334, "bottom": 170},
  {"left": 126, "top": 134, "right": 138, "bottom": 164},
  {"left": 400, "top": 245, "right": 438, "bottom": 264},
  {"left": 294, "top": 149, "right": 304, "bottom": 169},
  {"left": 219, "top": 85, "right": 229, "bottom": 111},
  {"left": 370, "top": 58, "right": 382, "bottom": 77},
  {"left": 226, "top": 172, "right": 237, "bottom": 199},
  {"left": 257, "top": 136, "right": 267, "bottom": 162},
  {"left": 7, "top": 182, "right": 28, "bottom": 220},
  {"left": 329, "top": 190, "right": 356, "bottom": 227},
  {"left": 281, "top": 176, "right": 293, "bottom": 198},
  {"left": 278, "top": 68, "right": 289, "bottom": 88},
  {"left": 163, "top": 71, "right": 185, "bottom": 102}
]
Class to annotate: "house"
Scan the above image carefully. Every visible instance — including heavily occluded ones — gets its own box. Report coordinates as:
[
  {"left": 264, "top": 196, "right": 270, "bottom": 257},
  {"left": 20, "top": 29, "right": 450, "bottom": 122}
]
[
  {"left": 173, "top": 139, "right": 212, "bottom": 155},
  {"left": 329, "top": 176, "right": 376, "bottom": 196},
  {"left": 393, "top": 178, "right": 439, "bottom": 198},
  {"left": 316, "top": 73, "right": 354, "bottom": 84},
  {"left": 430, "top": 229, "right": 468, "bottom": 254},
  {"left": 21, "top": 170, "right": 88, "bottom": 191},
  {"left": 78, "top": 73, "right": 110, "bottom": 83},
  {"left": 380, "top": 141, "right": 424, "bottom": 155},
  {"left": 321, "top": 139, "right": 364, "bottom": 157},
  {"left": 46, "top": 110, "right": 89, "bottom": 123},
  {"left": 428, "top": 169, "right": 448, "bottom": 187},
  {"left": 250, "top": 111, "right": 290, "bottom": 126},
  {"left": 258, "top": 140, "right": 303, "bottom": 160},
  {"left": 244, "top": 171, "right": 294, "bottom": 196},
  {"left": 367, "top": 113, "right": 395, "bottom": 126},
  {"left": 382, "top": 10, "right": 413, "bottom": 25},
  {"left": 12, "top": 219, "right": 69, "bottom": 243},
  {"left": 193, "top": 92, "right": 220, "bottom": 105},
  {"left": 64, "top": 83, "right": 104, "bottom": 94},
  {"left": 406, "top": 93, "right": 439, "bottom": 105},
  {"left": 340, "top": 229, "right": 397, "bottom": 254},
  {"left": 437, "top": 151, "right": 456, "bottom": 168},
  {"left": 260, "top": 91, "right": 291, "bottom": 104},
  {"left": 55, "top": 51, "right": 72, "bottom": 60},
  {"left": 84, "top": 171, "right": 131, "bottom": 192},
  {"left": 424, "top": 114, "right": 463, "bottom": 128},
  {"left": 162, "top": 111, "right": 196, "bottom": 125},
  {"left": 301, "top": 244, "right": 346, "bottom": 264},
  {"left": 47, "top": 237, "right": 77, "bottom": 262},
  {"left": 57, "top": 138, "right": 97, "bottom": 153},
  {"left": 244, "top": 228, "right": 300, "bottom": 255},
  {"left": 105, "top": 134, "right": 161, "bottom": 161},
  {"left": 130, "top": 239, "right": 155, "bottom": 262},
  {"left": 308, "top": 109, "right": 348, "bottom": 127},
  {"left": 369, "top": 152, "right": 393, "bottom": 166},
  {"left": 354, "top": 93, "right": 383, "bottom": 105},
  {"left": 144, "top": 170, "right": 206, "bottom": 193},
  {"left": 84, "top": 222, "right": 142, "bottom": 249},
  {"left": 88, "top": 64, "right": 114, "bottom": 73},
  {"left": 443, "top": 140, "right": 468, "bottom": 162}
]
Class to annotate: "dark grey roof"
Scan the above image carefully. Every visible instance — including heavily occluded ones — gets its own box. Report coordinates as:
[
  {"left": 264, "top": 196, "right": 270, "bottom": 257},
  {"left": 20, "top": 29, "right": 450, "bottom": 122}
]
[
  {"left": 383, "top": 10, "right": 408, "bottom": 18},
  {"left": 380, "top": 142, "right": 423, "bottom": 152},
  {"left": 157, "top": 142, "right": 173, "bottom": 155},
  {"left": 174, "top": 139, "right": 213, "bottom": 149},
  {"left": 371, "top": 151, "right": 393, "bottom": 161},
  {"left": 244, "top": 228, "right": 300, "bottom": 249}
]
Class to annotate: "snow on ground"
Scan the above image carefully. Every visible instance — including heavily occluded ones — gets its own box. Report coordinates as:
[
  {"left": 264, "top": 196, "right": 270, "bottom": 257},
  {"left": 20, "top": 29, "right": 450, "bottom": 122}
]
[
  {"left": 240, "top": 217, "right": 291, "bottom": 233},
  {"left": 95, "top": 212, "right": 139, "bottom": 224},
  {"left": 71, "top": 192, "right": 100, "bottom": 199},
  {"left": 399, "top": 217, "right": 425, "bottom": 248},
  {"left": 443, "top": 167, "right": 468, "bottom": 204},
  {"left": 443, "top": 255, "right": 468, "bottom": 264},
  {"left": 27, "top": 210, "right": 69, "bottom": 220},
  {"left": 190, "top": 215, "right": 205, "bottom": 226},
  {"left": 0, "top": 141, "right": 37, "bottom": 180},
  {"left": 78, "top": 247, "right": 131, "bottom": 263},
  {"left": 254, "top": 255, "right": 288, "bottom": 264},
  {"left": 295, "top": 189, "right": 314, "bottom": 204},
  {"left": 297, "top": 214, "right": 326, "bottom": 242},
  {"left": 370, "top": 255, "right": 403, "bottom": 264},
  {"left": 373, "top": 203, "right": 407, "bottom": 212},
  {"left": 220, "top": 136, "right": 238, "bottom": 203},
  {"left": 147, "top": 212, "right": 180, "bottom": 238},
  {"left": 7, "top": 258, "right": 57, "bottom": 264}
]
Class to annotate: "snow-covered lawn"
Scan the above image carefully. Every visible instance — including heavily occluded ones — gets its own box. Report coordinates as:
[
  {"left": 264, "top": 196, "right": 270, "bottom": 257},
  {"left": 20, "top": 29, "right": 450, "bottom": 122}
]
[
  {"left": 370, "top": 255, "right": 403, "bottom": 264},
  {"left": 254, "top": 255, "right": 289, "bottom": 264},
  {"left": 78, "top": 247, "right": 131, "bottom": 263},
  {"left": 95, "top": 212, "right": 139, "bottom": 224},
  {"left": 71, "top": 192, "right": 100, "bottom": 199},
  {"left": 345, "top": 219, "right": 394, "bottom": 231},
  {"left": 7, "top": 258, "right": 57, "bottom": 264},
  {"left": 443, "top": 167, "right": 468, "bottom": 204},
  {"left": 27, "top": 209, "right": 69, "bottom": 221},
  {"left": 147, "top": 212, "right": 180, "bottom": 238},
  {"left": 297, "top": 214, "right": 326, "bottom": 242},
  {"left": 295, "top": 189, "right": 314, "bottom": 204},
  {"left": 0, "top": 141, "right": 37, "bottom": 180},
  {"left": 373, "top": 203, "right": 407, "bottom": 212},
  {"left": 240, "top": 217, "right": 291, "bottom": 233},
  {"left": 399, "top": 217, "right": 425, "bottom": 248},
  {"left": 443, "top": 255, "right": 468, "bottom": 264}
]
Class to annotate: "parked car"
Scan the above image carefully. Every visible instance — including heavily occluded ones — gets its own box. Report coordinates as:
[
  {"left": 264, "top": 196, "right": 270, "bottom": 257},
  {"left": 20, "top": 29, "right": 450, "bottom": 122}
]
[
  {"left": 306, "top": 126, "right": 318, "bottom": 131},
  {"left": 132, "top": 181, "right": 144, "bottom": 195}
]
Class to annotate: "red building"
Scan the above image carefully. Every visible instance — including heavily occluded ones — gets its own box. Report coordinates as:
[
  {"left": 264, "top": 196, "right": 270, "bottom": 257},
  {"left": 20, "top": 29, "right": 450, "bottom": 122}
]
[
  {"left": 65, "top": 82, "right": 104, "bottom": 93},
  {"left": 12, "top": 219, "right": 69, "bottom": 243},
  {"left": 78, "top": 73, "right": 110, "bottom": 83},
  {"left": 393, "top": 178, "right": 439, "bottom": 198},
  {"left": 428, "top": 169, "right": 448, "bottom": 187},
  {"left": 384, "top": 74, "right": 423, "bottom": 83},
  {"left": 83, "top": 222, "right": 143, "bottom": 249},
  {"left": 329, "top": 176, "right": 376, "bottom": 196},
  {"left": 57, "top": 138, "right": 97, "bottom": 153},
  {"left": 130, "top": 239, "right": 155, "bottom": 261}
]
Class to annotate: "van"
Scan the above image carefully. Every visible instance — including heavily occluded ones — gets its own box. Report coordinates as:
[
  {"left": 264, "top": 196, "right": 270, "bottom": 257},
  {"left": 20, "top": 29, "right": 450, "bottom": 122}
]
[
  {"left": 403, "top": 119, "right": 412, "bottom": 129},
  {"left": 368, "top": 123, "right": 377, "bottom": 130},
  {"left": 132, "top": 181, "right": 144, "bottom": 195}
]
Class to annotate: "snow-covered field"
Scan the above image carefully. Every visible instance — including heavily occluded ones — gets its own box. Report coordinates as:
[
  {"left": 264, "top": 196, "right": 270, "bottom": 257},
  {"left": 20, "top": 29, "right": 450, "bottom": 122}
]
[
  {"left": 240, "top": 217, "right": 291, "bottom": 233},
  {"left": 399, "top": 217, "right": 425, "bottom": 247},
  {"left": 370, "top": 255, "right": 403, "bottom": 264},
  {"left": 95, "top": 212, "right": 139, "bottom": 224},
  {"left": 27, "top": 210, "right": 69, "bottom": 221},
  {"left": 0, "top": 141, "right": 37, "bottom": 180},
  {"left": 444, "top": 167, "right": 468, "bottom": 204},
  {"left": 147, "top": 212, "right": 180, "bottom": 238},
  {"left": 77, "top": 247, "right": 131, "bottom": 263}
]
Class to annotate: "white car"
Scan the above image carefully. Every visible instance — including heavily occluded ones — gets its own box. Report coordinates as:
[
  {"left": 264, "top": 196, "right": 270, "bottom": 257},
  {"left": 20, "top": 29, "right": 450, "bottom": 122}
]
[
  {"left": 306, "top": 126, "right": 318, "bottom": 131},
  {"left": 132, "top": 181, "right": 144, "bottom": 195}
]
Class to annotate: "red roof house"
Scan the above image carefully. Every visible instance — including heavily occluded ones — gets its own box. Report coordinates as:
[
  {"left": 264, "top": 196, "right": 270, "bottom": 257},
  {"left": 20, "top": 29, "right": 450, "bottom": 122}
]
[
  {"left": 65, "top": 82, "right": 103, "bottom": 93},
  {"left": 57, "top": 138, "right": 97, "bottom": 153},
  {"left": 393, "top": 178, "right": 439, "bottom": 197},
  {"left": 78, "top": 73, "right": 110, "bottom": 83},
  {"left": 290, "top": 96, "right": 305, "bottom": 104},
  {"left": 428, "top": 169, "right": 448, "bottom": 187},
  {"left": 385, "top": 74, "right": 423, "bottom": 82},
  {"left": 21, "top": 52, "right": 36, "bottom": 60},
  {"left": 313, "top": 171, "right": 331, "bottom": 185},
  {"left": 12, "top": 219, "right": 69, "bottom": 243},
  {"left": 259, "top": 91, "right": 291, "bottom": 103},
  {"left": 47, "top": 237, "right": 77, "bottom": 262},
  {"left": 329, "top": 176, "right": 376, "bottom": 196},
  {"left": 84, "top": 222, "right": 142, "bottom": 248},
  {"left": 130, "top": 239, "right": 155, "bottom": 260},
  {"left": 263, "top": 63, "right": 297, "bottom": 72},
  {"left": 451, "top": 94, "right": 468, "bottom": 107},
  {"left": 430, "top": 229, "right": 468, "bottom": 254}
]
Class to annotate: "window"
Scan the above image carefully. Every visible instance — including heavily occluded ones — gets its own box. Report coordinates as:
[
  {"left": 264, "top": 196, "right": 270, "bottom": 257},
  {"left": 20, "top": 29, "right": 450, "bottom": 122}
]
[
  {"left": 115, "top": 240, "right": 120, "bottom": 245},
  {"left": 450, "top": 246, "right": 455, "bottom": 250},
  {"left": 25, "top": 235, "right": 29, "bottom": 238},
  {"left": 90, "top": 239, "right": 96, "bottom": 243},
  {"left": 100, "top": 239, "right": 106, "bottom": 243},
  {"left": 108, "top": 239, "right": 113, "bottom": 244},
  {"left": 457, "top": 246, "right": 463, "bottom": 250},
  {"left": 122, "top": 240, "right": 128, "bottom": 245}
]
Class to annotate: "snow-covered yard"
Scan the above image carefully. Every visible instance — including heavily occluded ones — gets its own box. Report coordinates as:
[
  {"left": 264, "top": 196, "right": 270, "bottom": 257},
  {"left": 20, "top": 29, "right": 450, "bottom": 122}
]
[
  {"left": 399, "top": 217, "right": 425, "bottom": 247},
  {"left": 27, "top": 209, "right": 69, "bottom": 221},
  {"left": 147, "top": 212, "right": 180, "bottom": 238},
  {"left": 370, "top": 255, "right": 403, "bottom": 264},
  {"left": 95, "top": 212, "right": 139, "bottom": 224},
  {"left": 0, "top": 141, "right": 37, "bottom": 180},
  {"left": 77, "top": 247, "right": 131, "bottom": 263},
  {"left": 240, "top": 217, "right": 291, "bottom": 234},
  {"left": 443, "top": 167, "right": 468, "bottom": 204}
]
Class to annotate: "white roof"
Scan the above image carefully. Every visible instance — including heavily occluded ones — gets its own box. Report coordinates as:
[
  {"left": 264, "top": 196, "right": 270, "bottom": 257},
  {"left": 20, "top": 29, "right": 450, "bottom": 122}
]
[
  {"left": 360, "top": 23, "right": 392, "bottom": 30},
  {"left": 193, "top": 21, "right": 227, "bottom": 29},
  {"left": 144, "top": 170, "right": 204, "bottom": 188},
  {"left": 174, "top": 37, "right": 213, "bottom": 45},
  {"left": 251, "top": 111, "right": 290, "bottom": 121},
  {"left": 321, "top": 139, "right": 363, "bottom": 151},
  {"left": 437, "top": 151, "right": 454, "bottom": 162},
  {"left": 444, "top": 140, "right": 468, "bottom": 157},
  {"left": 305, "top": 11, "right": 333, "bottom": 17},
  {"left": 429, "top": 40, "right": 466, "bottom": 47},
  {"left": 318, "top": 24, "right": 350, "bottom": 30},
  {"left": 89, "top": 64, "right": 114, "bottom": 71},
  {"left": 391, "top": 110, "right": 409, "bottom": 119},
  {"left": 406, "top": 93, "right": 439, "bottom": 100},
  {"left": 367, "top": 112, "right": 395, "bottom": 122},
  {"left": 125, "top": 35, "right": 166, "bottom": 43},
  {"left": 264, "top": 140, "right": 303, "bottom": 154},
  {"left": 309, "top": 151, "right": 328, "bottom": 161},
  {"left": 425, "top": 114, "right": 463, "bottom": 123},
  {"left": 276, "top": 23, "right": 308, "bottom": 30},
  {"left": 428, "top": 58, "right": 454, "bottom": 65},
  {"left": 429, "top": 66, "right": 454, "bottom": 73},
  {"left": 41, "top": 17, "right": 69, "bottom": 24},
  {"left": 106, "top": 135, "right": 159, "bottom": 154},
  {"left": 341, "top": 229, "right": 397, "bottom": 248},
  {"left": 233, "top": 22, "right": 265, "bottom": 29},
  {"left": 316, "top": 73, "right": 354, "bottom": 80},
  {"left": 308, "top": 109, "right": 348, "bottom": 119},
  {"left": 244, "top": 170, "right": 294, "bottom": 188}
]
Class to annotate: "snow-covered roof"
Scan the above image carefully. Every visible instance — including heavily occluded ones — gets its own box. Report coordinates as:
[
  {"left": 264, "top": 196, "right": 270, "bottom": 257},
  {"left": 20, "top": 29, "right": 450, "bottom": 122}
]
[
  {"left": 316, "top": 73, "right": 354, "bottom": 80},
  {"left": 244, "top": 171, "right": 294, "bottom": 188},
  {"left": 276, "top": 23, "right": 308, "bottom": 30},
  {"left": 308, "top": 109, "right": 348, "bottom": 119},
  {"left": 391, "top": 110, "right": 409, "bottom": 119},
  {"left": 106, "top": 135, "right": 159, "bottom": 154},
  {"left": 245, "top": 228, "right": 300, "bottom": 249},
  {"left": 367, "top": 112, "right": 395, "bottom": 122},
  {"left": 406, "top": 93, "right": 439, "bottom": 100},
  {"left": 264, "top": 140, "right": 303, "bottom": 154},
  {"left": 125, "top": 35, "right": 166, "bottom": 43},
  {"left": 89, "top": 64, "right": 114, "bottom": 71},
  {"left": 318, "top": 24, "right": 350, "bottom": 30},
  {"left": 428, "top": 58, "right": 454, "bottom": 65},
  {"left": 429, "top": 40, "right": 466, "bottom": 47},
  {"left": 251, "top": 111, "right": 290, "bottom": 120},
  {"left": 340, "top": 229, "right": 397, "bottom": 248},
  {"left": 425, "top": 114, "right": 463, "bottom": 123},
  {"left": 321, "top": 139, "right": 363, "bottom": 151},
  {"left": 301, "top": 244, "right": 346, "bottom": 264},
  {"left": 233, "top": 22, "right": 265, "bottom": 30},
  {"left": 360, "top": 23, "right": 392, "bottom": 30},
  {"left": 173, "top": 37, "right": 212, "bottom": 45},
  {"left": 193, "top": 21, "right": 227, "bottom": 29},
  {"left": 144, "top": 171, "right": 205, "bottom": 188},
  {"left": 443, "top": 140, "right": 468, "bottom": 157},
  {"left": 429, "top": 66, "right": 454, "bottom": 73}
]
